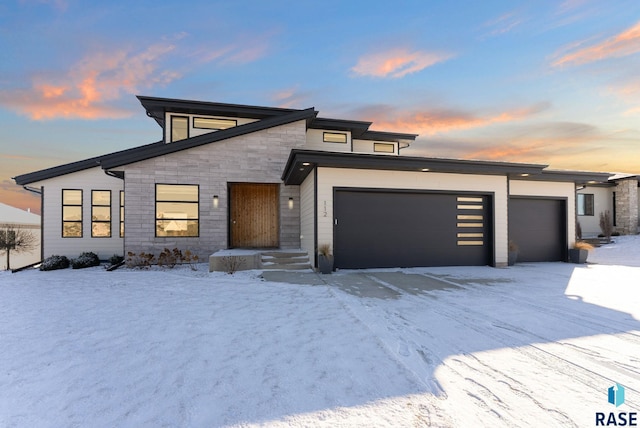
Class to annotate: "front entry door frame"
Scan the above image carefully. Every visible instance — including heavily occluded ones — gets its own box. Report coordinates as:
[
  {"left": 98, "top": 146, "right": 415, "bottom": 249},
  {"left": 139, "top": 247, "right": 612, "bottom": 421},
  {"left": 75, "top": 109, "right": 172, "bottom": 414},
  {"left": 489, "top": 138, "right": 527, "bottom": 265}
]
[{"left": 228, "top": 182, "right": 280, "bottom": 248}]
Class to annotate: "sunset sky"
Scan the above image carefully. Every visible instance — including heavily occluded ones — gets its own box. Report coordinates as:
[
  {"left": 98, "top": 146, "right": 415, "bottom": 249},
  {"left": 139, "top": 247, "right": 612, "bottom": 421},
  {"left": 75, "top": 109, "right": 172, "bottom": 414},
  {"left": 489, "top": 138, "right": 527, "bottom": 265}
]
[{"left": 1, "top": 0, "right": 640, "bottom": 214}]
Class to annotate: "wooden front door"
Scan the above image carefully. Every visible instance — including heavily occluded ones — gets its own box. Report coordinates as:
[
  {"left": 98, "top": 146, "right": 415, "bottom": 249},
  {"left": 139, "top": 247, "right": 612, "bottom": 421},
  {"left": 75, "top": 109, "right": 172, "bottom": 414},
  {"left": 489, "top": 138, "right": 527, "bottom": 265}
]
[{"left": 229, "top": 183, "right": 279, "bottom": 248}]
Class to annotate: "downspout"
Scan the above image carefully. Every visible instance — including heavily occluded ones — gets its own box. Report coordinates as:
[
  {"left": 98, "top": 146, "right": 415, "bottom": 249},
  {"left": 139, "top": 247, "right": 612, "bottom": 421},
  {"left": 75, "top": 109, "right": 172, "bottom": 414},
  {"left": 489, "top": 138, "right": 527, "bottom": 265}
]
[{"left": 21, "top": 185, "right": 44, "bottom": 261}]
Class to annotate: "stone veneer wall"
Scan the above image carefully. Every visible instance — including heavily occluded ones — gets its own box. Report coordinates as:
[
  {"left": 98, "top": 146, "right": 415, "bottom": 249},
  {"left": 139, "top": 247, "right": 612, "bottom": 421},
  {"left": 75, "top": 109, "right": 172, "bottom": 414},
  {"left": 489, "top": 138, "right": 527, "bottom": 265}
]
[
  {"left": 119, "top": 120, "right": 307, "bottom": 261},
  {"left": 615, "top": 178, "right": 639, "bottom": 235}
]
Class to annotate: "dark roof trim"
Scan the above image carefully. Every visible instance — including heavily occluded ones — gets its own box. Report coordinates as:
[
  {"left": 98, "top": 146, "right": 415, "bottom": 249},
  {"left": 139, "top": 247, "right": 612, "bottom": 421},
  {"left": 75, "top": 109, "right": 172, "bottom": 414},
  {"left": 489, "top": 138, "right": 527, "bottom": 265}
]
[
  {"left": 13, "top": 141, "right": 162, "bottom": 185},
  {"left": 360, "top": 130, "right": 418, "bottom": 142},
  {"left": 282, "top": 149, "right": 547, "bottom": 185},
  {"left": 14, "top": 156, "right": 102, "bottom": 185},
  {"left": 308, "top": 117, "right": 372, "bottom": 138},
  {"left": 137, "top": 95, "right": 300, "bottom": 128},
  {"left": 101, "top": 108, "right": 318, "bottom": 169},
  {"left": 307, "top": 118, "right": 418, "bottom": 142},
  {"left": 514, "top": 169, "right": 612, "bottom": 184}
]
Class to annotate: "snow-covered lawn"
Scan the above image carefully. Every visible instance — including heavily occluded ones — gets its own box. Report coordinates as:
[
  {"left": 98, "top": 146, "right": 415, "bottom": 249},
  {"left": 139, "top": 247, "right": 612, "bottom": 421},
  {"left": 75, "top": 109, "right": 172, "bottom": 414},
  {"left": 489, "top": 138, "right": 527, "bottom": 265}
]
[{"left": 1, "top": 237, "right": 639, "bottom": 427}]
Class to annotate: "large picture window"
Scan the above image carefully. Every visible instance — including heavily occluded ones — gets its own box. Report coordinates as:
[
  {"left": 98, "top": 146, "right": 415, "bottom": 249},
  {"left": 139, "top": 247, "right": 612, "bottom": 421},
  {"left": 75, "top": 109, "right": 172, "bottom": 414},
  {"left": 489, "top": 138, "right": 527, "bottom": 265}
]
[
  {"left": 155, "top": 184, "right": 199, "bottom": 237},
  {"left": 577, "top": 193, "right": 594, "bottom": 216},
  {"left": 62, "top": 189, "right": 82, "bottom": 238},
  {"left": 92, "top": 190, "right": 111, "bottom": 237}
]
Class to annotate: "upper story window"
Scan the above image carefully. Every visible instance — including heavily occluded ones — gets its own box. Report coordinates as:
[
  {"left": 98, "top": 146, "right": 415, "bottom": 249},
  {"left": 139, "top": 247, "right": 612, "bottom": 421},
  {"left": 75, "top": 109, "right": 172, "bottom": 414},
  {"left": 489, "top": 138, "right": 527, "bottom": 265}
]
[
  {"left": 91, "top": 190, "right": 111, "bottom": 238},
  {"left": 374, "top": 143, "right": 395, "bottom": 153},
  {"left": 171, "top": 116, "right": 189, "bottom": 142},
  {"left": 577, "top": 193, "right": 594, "bottom": 216},
  {"left": 156, "top": 184, "right": 199, "bottom": 237},
  {"left": 323, "top": 132, "right": 348, "bottom": 143},
  {"left": 193, "top": 117, "right": 236, "bottom": 130},
  {"left": 62, "top": 189, "right": 82, "bottom": 238}
]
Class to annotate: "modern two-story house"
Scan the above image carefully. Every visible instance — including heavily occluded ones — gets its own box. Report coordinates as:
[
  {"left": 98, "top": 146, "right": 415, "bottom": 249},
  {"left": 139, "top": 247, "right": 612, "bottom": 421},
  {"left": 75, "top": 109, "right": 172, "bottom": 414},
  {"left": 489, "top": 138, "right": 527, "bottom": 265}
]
[{"left": 14, "top": 95, "right": 615, "bottom": 270}]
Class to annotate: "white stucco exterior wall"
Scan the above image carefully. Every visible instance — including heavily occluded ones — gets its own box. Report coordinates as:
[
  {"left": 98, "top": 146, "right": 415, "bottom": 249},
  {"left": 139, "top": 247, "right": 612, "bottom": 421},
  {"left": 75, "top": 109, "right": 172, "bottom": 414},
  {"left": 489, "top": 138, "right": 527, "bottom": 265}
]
[
  {"left": 576, "top": 186, "right": 613, "bottom": 237},
  {"left": 315, "top": 168, "right": 509, "bottom": 266},
  {"left": 300, "top": 172, "right": 315, "bottom": 264}
]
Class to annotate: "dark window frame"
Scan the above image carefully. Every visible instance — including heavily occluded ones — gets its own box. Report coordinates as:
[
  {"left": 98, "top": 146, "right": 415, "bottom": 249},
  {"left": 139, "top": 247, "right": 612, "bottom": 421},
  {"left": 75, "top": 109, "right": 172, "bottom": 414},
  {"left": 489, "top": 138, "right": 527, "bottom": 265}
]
[
  {"left": 577, "top": 193, "right": 594, "bottom": 216},
  {"left": 91, "top": 190, "right": 112, "bottom": 238},
  {"left": 373, "top": 142, "right": 395, "bottom": 153},
  {"left": 155, "top": 183, "right": 200, "bottom": 238},
  {"left": 323, "top": 131, "right": 348, "bottom": 144},
  {"left": 170, "top": 115, "right": 189, "bottom": 142},
  {"left": 62, "top": 189, "right": 83, "bottom": 238},
  {"left": 120, "top": 190, "right": 125, "bottom": 238},
  {"left": 193, "top": 116, "right": 237, "bottom": 130}
]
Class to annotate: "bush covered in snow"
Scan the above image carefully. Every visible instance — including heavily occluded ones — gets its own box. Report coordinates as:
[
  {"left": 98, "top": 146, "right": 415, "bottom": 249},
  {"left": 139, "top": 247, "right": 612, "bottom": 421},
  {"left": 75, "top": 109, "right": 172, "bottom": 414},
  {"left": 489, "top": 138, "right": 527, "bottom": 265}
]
[
  {"left": 39, "top": 255, "right": 70, "bottom": 271},
  {"left": 70, "top": 252, "right": 101, "bottom": 269},
  {"left": 108, "top": 254, "right": 125, "bottom": 266}
]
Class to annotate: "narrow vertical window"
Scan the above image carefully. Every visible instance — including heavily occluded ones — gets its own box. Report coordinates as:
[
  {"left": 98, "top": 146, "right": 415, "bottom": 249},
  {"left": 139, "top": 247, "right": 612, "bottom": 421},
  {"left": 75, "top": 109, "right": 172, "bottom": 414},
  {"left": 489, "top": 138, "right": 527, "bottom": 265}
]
[
  {"left": 62, "top": 189, "right": 82, "bottom": 237},
  {"left": 92, "top": 190, "right": 111, "bottom": 237},
  {"left": 155, "top": 184, "right": 199, "bottom": 237},
  {"left": 120, "top": 190, "right": 125, "bottom": 237},
  {"left": 171, "top": 116, "right": 189, "bottom": 142}
]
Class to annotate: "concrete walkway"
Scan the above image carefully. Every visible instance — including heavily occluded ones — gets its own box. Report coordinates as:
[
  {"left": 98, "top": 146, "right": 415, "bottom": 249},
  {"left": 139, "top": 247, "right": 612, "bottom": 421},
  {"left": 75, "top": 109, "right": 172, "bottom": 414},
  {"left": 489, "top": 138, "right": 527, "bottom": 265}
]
[{"left": 260, "top": 270, "right": 462, "bottom": 299}]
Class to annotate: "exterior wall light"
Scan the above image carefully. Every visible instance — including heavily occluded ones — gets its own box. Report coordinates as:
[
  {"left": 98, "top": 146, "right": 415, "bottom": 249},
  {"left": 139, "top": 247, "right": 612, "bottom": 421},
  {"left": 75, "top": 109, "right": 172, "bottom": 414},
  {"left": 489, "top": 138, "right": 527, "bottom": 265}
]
[
  {"left": 213, "top": 195, "right": 219, "bottom": 208},
  {"left": 288, "top": 197, "right": 294, "bottom": 210}
]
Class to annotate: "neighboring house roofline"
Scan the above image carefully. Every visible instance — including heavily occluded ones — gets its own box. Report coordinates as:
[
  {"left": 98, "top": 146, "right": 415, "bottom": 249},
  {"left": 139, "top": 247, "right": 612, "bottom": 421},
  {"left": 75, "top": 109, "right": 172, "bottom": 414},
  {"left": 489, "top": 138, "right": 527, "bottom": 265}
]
[
  {"left": 101, "top": 107, "right": 319, "bottom": 169},
  {"left": 607, "top": 173, "right": 640, "bottom": 182},
  {"left": 282, "top": 149, "right": 549, "bottom": 185}
]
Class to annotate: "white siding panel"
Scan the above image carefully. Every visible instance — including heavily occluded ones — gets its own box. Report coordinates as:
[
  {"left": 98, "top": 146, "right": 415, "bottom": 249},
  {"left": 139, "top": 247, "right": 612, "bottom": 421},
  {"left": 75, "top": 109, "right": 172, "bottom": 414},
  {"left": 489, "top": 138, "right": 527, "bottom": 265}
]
[
  {"left": 510, "top": 180, "right": 576, "bottom": 249},
  {"left": 352, "top": 139, "right": 397, "bottom": 155},
  {"left": 300, "top": 172, "right": 315, "bottom": 265},
  {"left": 316, "top": 168, "right": 509, "bottom": 265},
  {"left": 31, "top": 167, "right": 124, "bottom": 260},
  {"left": 304, "top": 129, "right": 352, "bottom": 152}
]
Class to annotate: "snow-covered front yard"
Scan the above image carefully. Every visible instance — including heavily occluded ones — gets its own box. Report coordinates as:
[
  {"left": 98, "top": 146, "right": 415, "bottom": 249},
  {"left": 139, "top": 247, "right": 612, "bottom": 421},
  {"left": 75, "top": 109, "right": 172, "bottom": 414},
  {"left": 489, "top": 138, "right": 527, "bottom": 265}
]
[{"left": 1, "top": 237, "right": 639, "bottom": 427}]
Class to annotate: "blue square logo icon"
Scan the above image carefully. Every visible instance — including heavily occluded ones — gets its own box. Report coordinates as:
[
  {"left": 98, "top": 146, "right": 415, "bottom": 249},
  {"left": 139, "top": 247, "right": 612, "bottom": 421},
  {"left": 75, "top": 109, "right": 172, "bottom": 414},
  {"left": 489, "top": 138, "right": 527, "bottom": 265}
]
[{"left": 608, "top": 383, "right": 625, "bottom": 407}]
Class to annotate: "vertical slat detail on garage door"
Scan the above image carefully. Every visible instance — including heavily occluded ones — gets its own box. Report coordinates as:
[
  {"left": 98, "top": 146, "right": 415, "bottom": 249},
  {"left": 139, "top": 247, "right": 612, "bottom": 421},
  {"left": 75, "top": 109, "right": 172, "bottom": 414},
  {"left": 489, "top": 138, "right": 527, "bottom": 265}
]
[{"left": 456, "top": 196, "right": 485, "bottom": 246}]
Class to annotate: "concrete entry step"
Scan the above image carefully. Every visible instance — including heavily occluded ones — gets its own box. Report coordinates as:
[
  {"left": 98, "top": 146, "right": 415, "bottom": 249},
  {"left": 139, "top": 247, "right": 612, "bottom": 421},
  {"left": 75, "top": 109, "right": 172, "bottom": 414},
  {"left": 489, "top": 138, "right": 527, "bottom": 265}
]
[
  {"left": 261, "top": 251, "right": 308, "bottom": 258},
  {"left": 261, "top": 250, "right": 311, "bottom": 271},
  {"left": 209, "top": 249, "right": 312, "bottom": 272}
]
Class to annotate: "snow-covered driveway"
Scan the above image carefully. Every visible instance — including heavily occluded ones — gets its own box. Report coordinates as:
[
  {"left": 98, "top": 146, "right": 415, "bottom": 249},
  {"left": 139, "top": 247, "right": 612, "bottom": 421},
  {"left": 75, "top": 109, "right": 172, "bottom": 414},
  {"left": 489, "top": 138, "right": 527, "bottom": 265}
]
[{"left": 1, "top": 236, "right": 639, "bottom": 427}]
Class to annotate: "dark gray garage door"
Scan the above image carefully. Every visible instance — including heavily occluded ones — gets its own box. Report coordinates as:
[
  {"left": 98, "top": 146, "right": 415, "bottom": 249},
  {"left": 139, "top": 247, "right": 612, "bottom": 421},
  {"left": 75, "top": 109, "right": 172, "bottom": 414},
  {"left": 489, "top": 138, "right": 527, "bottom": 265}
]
[
  {"left": 334, "top": 189, "right": 492, "bottom": 269},
  {"left": 508, "top": 198, "right": 566, "bottom": 262}
]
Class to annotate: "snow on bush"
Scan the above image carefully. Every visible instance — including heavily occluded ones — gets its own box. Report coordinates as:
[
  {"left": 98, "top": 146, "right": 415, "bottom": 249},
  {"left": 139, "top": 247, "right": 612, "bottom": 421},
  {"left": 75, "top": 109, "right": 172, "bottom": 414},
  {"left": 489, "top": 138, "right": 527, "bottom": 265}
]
[
  {"left": 70, "top": 252, "right": 101, "bottom": 269},
  {"left": 39, "top": 255, "right": 70, "bottom": 271}
]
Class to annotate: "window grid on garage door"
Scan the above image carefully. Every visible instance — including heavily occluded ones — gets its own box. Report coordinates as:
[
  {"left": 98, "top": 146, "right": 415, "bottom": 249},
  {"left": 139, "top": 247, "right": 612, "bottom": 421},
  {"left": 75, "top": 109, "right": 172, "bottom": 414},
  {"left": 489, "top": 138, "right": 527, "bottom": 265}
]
[{"left": 456, "top": 196, "right": 484, "bottom": 246}]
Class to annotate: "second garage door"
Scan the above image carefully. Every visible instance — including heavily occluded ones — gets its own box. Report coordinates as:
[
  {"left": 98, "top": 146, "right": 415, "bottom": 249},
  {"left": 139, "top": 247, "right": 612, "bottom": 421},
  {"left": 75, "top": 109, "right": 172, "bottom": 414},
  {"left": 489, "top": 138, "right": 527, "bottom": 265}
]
[
  {"left": 333, "top": 189, "right": 492, "bottom": 269},
  {"left": 508, "top": 197, "right": 567, "bottom": 262}
]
